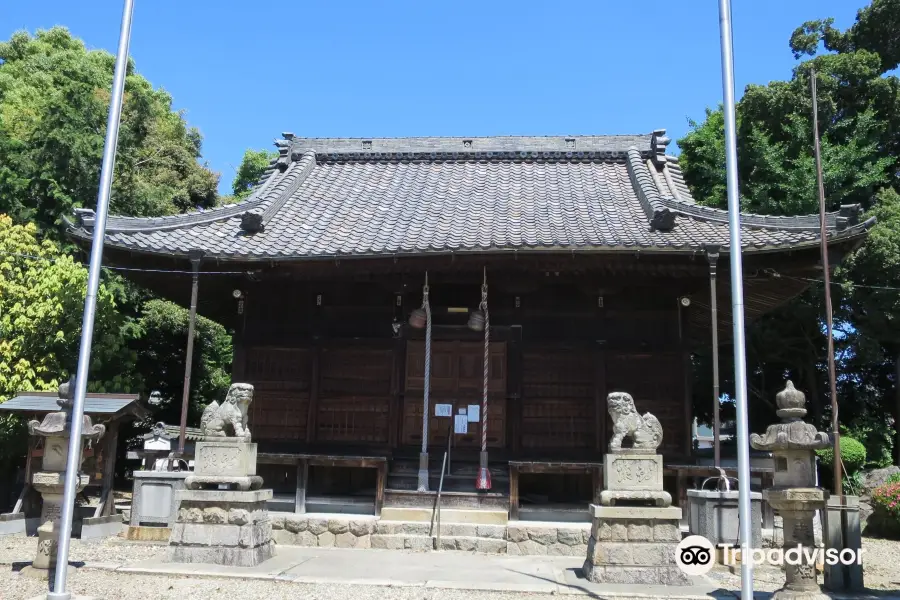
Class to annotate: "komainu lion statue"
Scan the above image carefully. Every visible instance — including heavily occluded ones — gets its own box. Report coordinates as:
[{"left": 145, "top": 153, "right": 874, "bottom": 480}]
[
  {"left": 199, "top": 383, "right": 254, "bottom": 440},
  {"left": 607, "top": 391, "right": 663, "bottom": 452}
]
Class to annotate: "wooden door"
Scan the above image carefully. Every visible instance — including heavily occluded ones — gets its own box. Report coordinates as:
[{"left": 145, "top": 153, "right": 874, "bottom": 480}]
[{"left": 402, "top": 340, "right": 506, "bottom": 449}]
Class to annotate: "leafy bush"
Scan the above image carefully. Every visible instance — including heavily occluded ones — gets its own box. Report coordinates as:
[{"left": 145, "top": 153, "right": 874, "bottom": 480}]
[
  {"left": 843, "top": 470, "right": 865, "bottom": 496},
  {"left": 869, "top": 482, "right": 900, "bottom": 538},
  {"left": 844, "top": 417, "right": 894, "bottom": 468},
  {"left": 886, "top": 472, "right": 900, "bottom": 487},
  {"left": 817, "top": 436, "right": 867, "bottom": 475}
]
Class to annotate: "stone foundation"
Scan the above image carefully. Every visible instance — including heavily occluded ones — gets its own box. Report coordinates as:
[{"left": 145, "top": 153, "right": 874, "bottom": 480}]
[
  {"left": 582, "top": 505, "right": 689, "bottom": 585},
  {"left": 168, "top": 489, "right": 274, "bottom": 567},
  {"left": 268, "top": 512, "right": 590, "bottom": 555}
]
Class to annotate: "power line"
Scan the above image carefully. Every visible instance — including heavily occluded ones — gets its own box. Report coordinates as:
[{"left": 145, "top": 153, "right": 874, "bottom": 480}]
[
  {"left": 0, "top": 250, "right": 246, "bottom": 275},
  {"left": 770, "top": 271, "right": 900, "bottom": 293}
]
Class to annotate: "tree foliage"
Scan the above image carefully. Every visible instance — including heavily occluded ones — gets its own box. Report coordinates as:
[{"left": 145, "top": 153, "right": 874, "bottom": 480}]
[
  {"left": 232, "top": 149, "right": 276, "bottom": 200},
  {"left": 0, "top": 27, "right": 219, "bottom": 239},
  {"left": 680, "top": 0, "right": 900, "bottom": 460}
]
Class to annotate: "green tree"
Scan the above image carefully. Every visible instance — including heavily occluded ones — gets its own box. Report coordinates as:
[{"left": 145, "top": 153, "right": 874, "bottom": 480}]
[
  {"left": 0, "top": 27, "right": 219, "bottom": 238},
  {"left": 231, "top": 149, "right": 276, "bottom": 200},
  {"left": 679, "top": 0, "right": 900, "bottom": 462}
]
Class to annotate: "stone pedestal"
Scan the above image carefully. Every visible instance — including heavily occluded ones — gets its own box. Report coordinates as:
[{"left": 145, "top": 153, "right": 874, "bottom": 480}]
[
  {"left": 185, "top": 441, "right": 261, "bottom": 491},
  {"left": 583, "top": 505, "right": 688, "bottom": 585},
  {"left": 687, "top": 489, "right": 763, "bottom": 547},
  {"left": 168, "top": 489, "right": 274, "bottom": 566},
  {"left": 26, "top": 471, "right": 89, "bottom": 576},
  {"left": 765, "top": 489, "right": 829, "bottom": 600},
  {"left": 599, "top": 453, "right": 672, "bottom": 507}
]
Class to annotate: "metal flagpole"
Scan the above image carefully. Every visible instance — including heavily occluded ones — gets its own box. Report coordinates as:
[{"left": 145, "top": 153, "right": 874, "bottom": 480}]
[
  {"left": 49, "top": 0, "right": 135, "bottom": 597},
  {"left": 716, "top": 1, "right": 754, "bottom": 597}
]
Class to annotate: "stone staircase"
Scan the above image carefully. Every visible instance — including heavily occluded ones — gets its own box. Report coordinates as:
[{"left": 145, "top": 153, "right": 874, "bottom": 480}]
[{"left": 386, "top": 458, "right": 510, "bottom": 495}]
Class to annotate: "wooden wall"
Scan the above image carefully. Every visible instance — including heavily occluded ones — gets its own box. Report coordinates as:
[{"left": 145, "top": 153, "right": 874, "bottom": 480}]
[{"left": 235, "top": 277, "right": 693, "bottom": 458}]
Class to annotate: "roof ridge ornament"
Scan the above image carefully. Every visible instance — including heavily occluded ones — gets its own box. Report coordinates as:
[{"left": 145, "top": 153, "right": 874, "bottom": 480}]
[{"left": 651, "top": 129, "right": 670, "bottom": 167}]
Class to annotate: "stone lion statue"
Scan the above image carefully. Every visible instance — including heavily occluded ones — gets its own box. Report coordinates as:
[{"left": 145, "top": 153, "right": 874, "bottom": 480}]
[
  {"left": 607, "top": 391, "right": 663, "bottom": 452},
  {"left": 199, "top": 383, "right": 254, "bottom": 440}
]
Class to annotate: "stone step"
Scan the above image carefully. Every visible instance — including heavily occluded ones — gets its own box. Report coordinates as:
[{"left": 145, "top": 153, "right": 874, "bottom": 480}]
[
  {"left": 373, "top": 519, "right": 506, "bottom": 539},
  {"left": 384, "top": 488, "right": 509, "bottom": 510},
  {"left": 371, "top": 534, "right": 507, "bottom": 554},
  {"left": 380, "top": 506, "right": 508, "bottom": 525}
]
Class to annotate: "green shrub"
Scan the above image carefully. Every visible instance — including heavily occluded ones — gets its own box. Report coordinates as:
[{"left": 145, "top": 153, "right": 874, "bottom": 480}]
[
  {"left": 844, "top": 417, "right": 894, "bottom": 468},
  {"left": 817, "top": 436, "right": 867, "bottom": 474},
  {"left": 843, "top": 471, "right": 865, "bottom": 496},
  {"left": 886, "top": 472, "right": 900, "bottom": 486},
  {"left": 869, "top": 482, "right": 900, "bottom": 538}
]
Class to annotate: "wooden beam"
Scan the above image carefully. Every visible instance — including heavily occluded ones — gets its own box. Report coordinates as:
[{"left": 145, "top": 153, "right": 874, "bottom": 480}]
[
  {"left": 375, "top": 462, "right": 386, "bottom": 517},
  {"left": 295, "top": 459, "right": 308, "bottom": 514},
  {"left": 389, "top": 336, "right": 405, "bottom": 449},
  {"left": 509, "top": 464, "right": 520, "bottom": 522},
  {"left": 508, "top": 325, "right": 523, "bottom": 456}
]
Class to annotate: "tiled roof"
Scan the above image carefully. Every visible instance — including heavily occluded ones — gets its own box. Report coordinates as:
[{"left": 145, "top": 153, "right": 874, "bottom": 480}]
[{"left": 67, "top": 131, "right": 873, "bottom": 261}]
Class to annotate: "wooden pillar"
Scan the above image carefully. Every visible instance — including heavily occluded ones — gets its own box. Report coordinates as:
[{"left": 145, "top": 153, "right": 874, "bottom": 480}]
[
  {"left": 594, "top": 344, "right": 607, "bottom": 455},
  {"left": 678, "top": 298, "right": 693, "bottom": 456},
  {"left": 295, "top": 459, "right": 308, "bottom": 514},
  {"left": 306, "top": 344, "right": 321, "bottom": 445},
  {"left": 509, "top": 464, "right": 520, "bottom": 521},
  {"left": 375, "top": 462, "right": 386, "bottom": 517},
  {"left": 95, "top": 421, "right": 119, "bottom": 518},
  {"left": 389, "top": 335, "right": 405, "bottom": 449}
]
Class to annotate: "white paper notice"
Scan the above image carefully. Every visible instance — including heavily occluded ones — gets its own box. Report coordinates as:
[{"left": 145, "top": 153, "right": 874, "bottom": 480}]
[
  {"left": 435, "top": 404, "right": 452, "bottom": 417},
  {"left": 467, "top": 405, "right": 480, "bottom": 422},
  {"left": 454, "top": 414, "right": 468, "bottom": 434}
]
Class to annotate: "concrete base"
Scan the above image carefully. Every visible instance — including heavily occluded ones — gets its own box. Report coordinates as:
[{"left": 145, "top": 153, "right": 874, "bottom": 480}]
[
  {"left": 19, "top": 564, "right": 78, "bottom": 580},
  {"left": 168, "top": 488, "right": 274, "bottom": 567},
  {"left": 604, "top": 453, "right": 663, "bottom": 491},
  {"left": 687, "top": 488, "right": 762, "bottom": 547},
  {"left": 0, "top": 512, "right": 26, "bottom": 537},
  {"left": 582, "top": 504, "right": 689, "bottom": 586},
  {"left": 823, "top": 495, "right": 864, "bottom": 592},
  {"left": 80, "top": 514, "right": 124, "bottom": 540},
  {"left": 126, "top": 525, "right": 171, "bottom": 541}
]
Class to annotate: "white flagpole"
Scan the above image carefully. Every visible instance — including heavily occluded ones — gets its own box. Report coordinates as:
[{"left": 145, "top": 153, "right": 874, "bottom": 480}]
[
  {"left": 716, "top": 0, "right": 754, "bottom": 598},
  {"left": 48, "top": 1, "right": 135, "bottom": 598}
]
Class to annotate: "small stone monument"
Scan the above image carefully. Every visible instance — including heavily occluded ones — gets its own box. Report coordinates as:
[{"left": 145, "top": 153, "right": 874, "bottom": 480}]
[
  {"left": 24, "top": 380, "right": 105, "bottom": 578},
  {"left": 751, "top": 381, "right": 831, "bottom": 600},
  {"left": 583, "top": 392, "right": 688, "bottom": 585},
  {"left": 168, "top": 383, "right": 274, "bottom": 566}
]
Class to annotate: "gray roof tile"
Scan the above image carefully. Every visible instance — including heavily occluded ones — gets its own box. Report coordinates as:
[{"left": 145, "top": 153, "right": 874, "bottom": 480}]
[{"left": 67, "top": 133, "right": 873, "bottom": 260}]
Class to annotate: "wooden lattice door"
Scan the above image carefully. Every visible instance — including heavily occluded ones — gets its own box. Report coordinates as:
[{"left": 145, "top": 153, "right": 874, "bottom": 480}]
[{"left": 402, "top": 340, "right": 506, "bottom": 449}]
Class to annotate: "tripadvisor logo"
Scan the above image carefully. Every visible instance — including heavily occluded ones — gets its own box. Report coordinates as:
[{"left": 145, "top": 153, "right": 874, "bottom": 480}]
[
  {"left": 676, "top": 535, "right": 715, "bottom": 576},
  {"left": 675, "top": 535, "right": 866, "bottom": 576}
]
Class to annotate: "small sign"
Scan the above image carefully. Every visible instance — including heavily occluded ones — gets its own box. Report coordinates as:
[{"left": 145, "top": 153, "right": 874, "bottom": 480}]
[
  {"left": 454, "top": 414, "right": 468, "bottom": 434},
  {"left": 435, "top": 404, "right": 452, "bottom": 417},
  {"left": 467, "top": 405, "right": 480, "bottom": 423}
]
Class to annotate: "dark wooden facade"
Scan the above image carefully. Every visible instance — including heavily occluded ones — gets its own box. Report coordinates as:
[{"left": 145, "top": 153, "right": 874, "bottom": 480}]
[{"left": 229, "top": 264, "right": 697, "bottom": 462}]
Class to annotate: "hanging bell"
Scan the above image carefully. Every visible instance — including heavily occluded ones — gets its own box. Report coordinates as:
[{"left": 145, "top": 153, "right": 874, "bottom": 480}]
[
  {"left": 409, "top": 307, "right": 427, "bottom": 329},
  {"left": 467, "top": 309, "right": 485, "bottom": 331}
]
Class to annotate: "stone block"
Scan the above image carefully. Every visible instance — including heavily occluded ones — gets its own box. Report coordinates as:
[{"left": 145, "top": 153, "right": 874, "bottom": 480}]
[
  {"left": 630, "top": 543, "right": 670, "bottom": 566},
  {"left": 583, "top": 564, "right": 690, "bottom": 585},
  {"left": 610, "top": 523, "right": 627, "bottom": 541},
  {"left": 193, "top": 441, "right": 257, "bottom": 478},
  {"left": 687, "top": 489, "right": 762, "bottom": 547},
  {"left": 476, "top": 525, "right": 505, "bottom": 539},
  {"left": 626, "top": 522, "right": 653, "bottom": 542},
  {"left": 203, "top": 507, "right": 228, "bottom": 524},
  {"left": 401, "top": 522, "right": 430, "bottom": 536},
  {"left": 270, "top": 513, "right": 285, "bottom": 530},
  {"left": 307, "top": 518, "right": 328, "bottom": 536},
  {"left": 527, "top": 528, "right": 557, "bottom": 545},
  {"left": 518, "top": 540, "right": 548, "bottom": 555},
  {"left": 284, "top": 515, "right": 308, "bottom": 533},
  {"left": 168, "top": 542, "right": 274, "bottom": 567},
  {"left": 80, "top": 515, "right": 124, "bottom": 540},
  {"left": 449, "top": 524, "right": 477, "bottom": 537},
  {"left": 604, "top": 453, "right": 663, "bottom": 491},
  {"left": 356, "top": 535, "right": 371, "bottom": 549},
  {"left": 590, "top": 504, "right": 682, "bottom": 520},
  {"left": 228, "top": 508, "right": 250, "bottom": 525},
  {"left": 506, "top": 542, "right": 522, "bottom": 555},
  {"left": 653, "top": 522, "right": 681, "bottom": 542},
  {"left": 594, "top": 542, "right": 632, "bottom": 565},
  {"left": 349, "top": 519, "right": 374, "bottom": 537},
  {"left": 335, "top": 532, "right": 356, "bottom": 548},
  {"left": 475, "top": 538, "right": 505, "bottom": 554},
  {"left": 371, "top": 535, "right": 405, "bottom": 550},
  {"left": 317, "top": 531, "right": 336, "bottom": 547},
  {"left": 507, "top": 525, "right": 528, "bottom": 543},
  {"left": 405, "top": 536, "right": 432, "bottom": 551},
  {"left": 239, "top": 522, "right": 271, "bottom": 548},
  {"left": 0, "top": 513, "right": 26, "bottom": 537},
  {"left": 557, "top": 529, "right": 582, "bottom": 546},
  {"left": 374, "top": 521, "right": 399, "bottom": 535},
  {"left": 440, "top": 537, "right": 458, "bottom": 551},
  {"left": 455, "top": 537, "right": 477, "bottom": 551},
  {"left": 327, "top": 519, "right": 349, "bottom": 535}
]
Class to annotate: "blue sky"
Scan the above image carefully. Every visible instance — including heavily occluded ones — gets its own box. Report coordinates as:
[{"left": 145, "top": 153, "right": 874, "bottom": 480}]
[{"left": 4, "top": 1, "right": 862, "bottom": 194}]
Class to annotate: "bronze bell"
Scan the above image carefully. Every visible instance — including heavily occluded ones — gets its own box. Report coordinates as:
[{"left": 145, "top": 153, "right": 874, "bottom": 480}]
[
  {"left": 409, "top": 307, "right": 427, "bottom": 329},
  {"left": 467, "top": 310, "right": 485, "bottom": 331}
]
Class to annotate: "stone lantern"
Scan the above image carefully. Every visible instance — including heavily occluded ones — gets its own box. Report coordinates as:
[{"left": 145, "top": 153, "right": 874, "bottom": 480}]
[
  {"left": 23, "top": 380, "right": 105, "bottom": 577},
  {"left": 750, "top": 381, "right": 831, "bottom": 600}
]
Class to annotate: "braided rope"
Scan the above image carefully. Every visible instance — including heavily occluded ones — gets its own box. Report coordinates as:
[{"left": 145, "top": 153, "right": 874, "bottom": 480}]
[{"left": 481, "top": 285, "right": 489, "bottom": 454}]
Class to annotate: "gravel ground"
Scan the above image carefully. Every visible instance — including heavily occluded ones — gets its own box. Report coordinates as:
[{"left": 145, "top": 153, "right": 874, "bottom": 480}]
[{"left": 3, "top": 535, "right": 900, "bottom": 599}]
